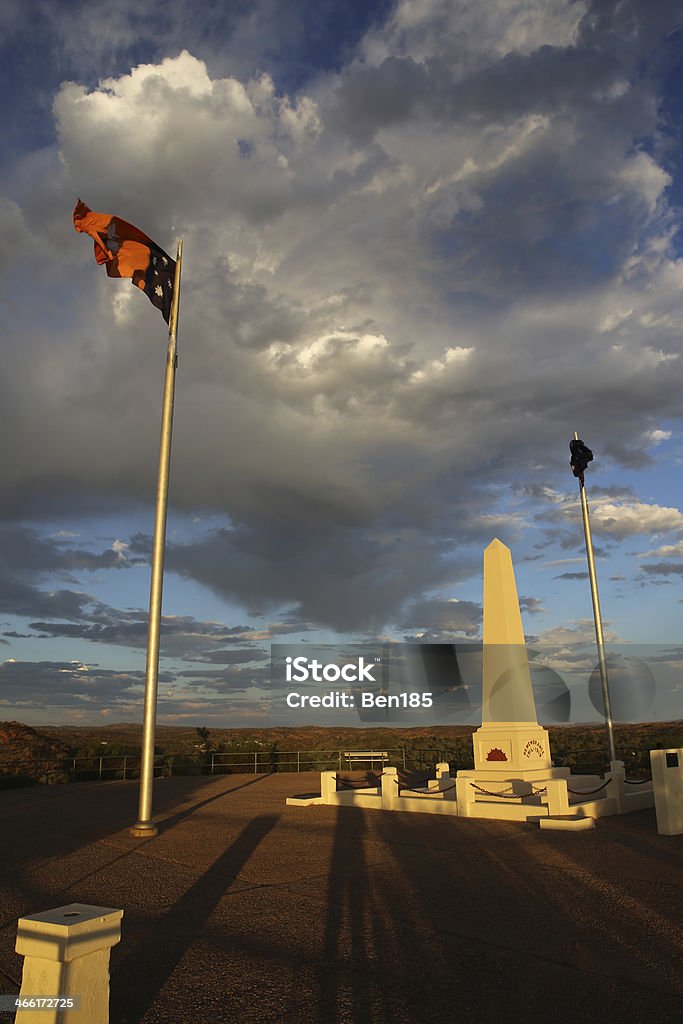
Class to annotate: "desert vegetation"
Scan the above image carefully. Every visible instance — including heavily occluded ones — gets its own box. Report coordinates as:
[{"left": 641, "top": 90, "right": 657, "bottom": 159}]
[{"left": 0, "top": 719, "right": 679, "bottom": 788}]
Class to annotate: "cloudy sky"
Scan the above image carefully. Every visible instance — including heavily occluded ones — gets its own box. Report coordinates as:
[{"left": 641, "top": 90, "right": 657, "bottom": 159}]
[{"left": 2, "top": 0, "right": 683, "bottom": 729}]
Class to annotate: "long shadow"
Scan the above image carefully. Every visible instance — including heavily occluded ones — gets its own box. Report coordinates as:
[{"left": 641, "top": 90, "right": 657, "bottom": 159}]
[
  {"left": 109, "top": 813, "right": 279, "bottom": 1024},
  {"left": 0, "top": 774, "right": 269, "bottom": 885},
  {"left": 0, "top": 775, "right": 270, "bottom": 911},
  {"left": 315, "top": 805, "right": 431, "bottom": 1024},
  {"left": 0, "top": 772, "right": 255, "bottom": 857},
  {"left": 0, "top": 774, "right": 271, "bottom": 996},
  {"left": 516, "top": 819, "right": 683, "bottom": 999},
  {"left": 153, "top": 773, "right": 270, "bottom": 832},
  {"left": 1, "top": 777, "right": 270, "bottom": 930},
  {"left": 317, "top": 806, "right": 371, "bottom": 1024},
  {"left": 372, "top": 805, "right": 683, "bottom": 1021}
]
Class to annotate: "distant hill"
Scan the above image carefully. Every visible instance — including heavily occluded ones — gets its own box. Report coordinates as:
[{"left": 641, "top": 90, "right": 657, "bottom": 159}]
[
  {"left": 33, "top": 722, "right": 479, "bottom": 756},
  {"left": 0, "top": 720, "right": 72, "bottom": 782},
  {"left": 0, "top": 720, "right": 681, "bottom": 780}
]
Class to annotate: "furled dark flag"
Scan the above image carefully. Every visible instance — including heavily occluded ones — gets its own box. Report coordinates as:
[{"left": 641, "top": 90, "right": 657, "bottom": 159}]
[
  {"left": 73, "top": 199, "right": 175, "bottom": 323},
  {"left": 570, "top": 438, "right": 593, "bottom": 478}
]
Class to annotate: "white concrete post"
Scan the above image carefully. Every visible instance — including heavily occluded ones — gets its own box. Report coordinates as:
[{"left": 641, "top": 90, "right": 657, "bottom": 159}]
[
  {"left": 15, "top": 903, "right": 122, "bottom": 1024},
  {"left": 545, "top": 779, "right": 570, "bottom": 816},
  {"left": 321, "top": 770, "right": 337, "bottom": 804},
  {"left": 456, "top": 777, "right": 475, "bottom": 816},
  {"left": 650, "top": 749, "right": 683, "bottom": 835},
  {"left": 382, "top": 767, "right": 398, "bottom": 810}
]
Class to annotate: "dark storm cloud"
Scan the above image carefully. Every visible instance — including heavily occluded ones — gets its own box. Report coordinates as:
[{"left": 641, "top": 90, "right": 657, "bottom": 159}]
[
  {"left": 601, "top": 439, "right": 653, "bottom": 469},
  {"left": 27, "top": 605, "right": 274, "bottom": 662},
  {"left": 0, "top": 657, "right": 255, "bottom": 721},
  {"left": 148, "top": 524, "right": 483, "bottom": 633},
  {"left": 0, "top": 520, "right": 283, "bottom": 662},
  {"left": 331, "top": 0, "right": 677, "bottom": 143},
  {"left": 0, "top": 659, "right": 149, "bottom": 709},
  {"left": 0, "top": 523, "right": 142, "bottom": 575},
  {"left": 1, "top": 0, "right": 682, "bottom": 648},
  {"left": 330, "top": 57, "right": 429, "bottom": 142}
]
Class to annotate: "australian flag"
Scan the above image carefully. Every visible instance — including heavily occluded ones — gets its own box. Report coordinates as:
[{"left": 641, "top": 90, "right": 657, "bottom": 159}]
[
  {"left": 143, "top": 245, "right": 175, "bottom": 324},
  {"left": 73, "top": 199, "right": 176, "bottom": 324}
]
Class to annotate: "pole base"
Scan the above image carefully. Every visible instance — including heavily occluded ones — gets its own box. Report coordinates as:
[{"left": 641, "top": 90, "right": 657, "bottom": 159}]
[{"left": 130, "top": 821, "right": 158, "bottom": 837}]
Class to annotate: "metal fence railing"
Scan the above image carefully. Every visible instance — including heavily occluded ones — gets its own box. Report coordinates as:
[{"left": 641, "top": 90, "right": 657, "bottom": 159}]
[
  {"left": 0, "top": 743, "right": 669, "bottom": 788},
  {"left": 0, "top": 748, "right": 410, "bottom": 786}
]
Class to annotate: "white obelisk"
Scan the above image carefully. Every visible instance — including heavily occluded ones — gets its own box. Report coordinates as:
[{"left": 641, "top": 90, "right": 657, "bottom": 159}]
[{"left": 465, "top": 539, "right": 568, "bottom": 782}]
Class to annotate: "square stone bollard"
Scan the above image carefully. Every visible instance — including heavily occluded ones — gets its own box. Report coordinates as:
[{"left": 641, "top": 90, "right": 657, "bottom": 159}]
[
  {"left": 545, "top": 779, "right": 570, "bottom": 816},
  {"left": 651, "top": 749, "right": 683, "bottom": 835},
  {"left": 455, "top": 776, "right": 475, "bottom": 816},
  {"left": 434, "top": 762, "right": 450, "bottom": 790},
  {"left": 381, "top": 767, "right": 398, "bottom": 809},
  {"left": 15, "top": 903, "right": 123, "bottom": 1023},
  {"left": 320, "top": 770, "right": 337, "bottom": 804}
]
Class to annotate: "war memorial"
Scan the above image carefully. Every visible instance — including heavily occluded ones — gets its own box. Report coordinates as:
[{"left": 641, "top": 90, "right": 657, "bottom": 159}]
[
  {"left": 289, "top": 539, "right": 668, "bottom": 830},
  {"left": 1, "top": 538, "right": 682, "bottom": 1023}
]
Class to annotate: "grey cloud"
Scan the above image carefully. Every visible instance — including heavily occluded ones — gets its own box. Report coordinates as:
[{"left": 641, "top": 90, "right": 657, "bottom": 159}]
[
  {"left": 0, "top": 523, "right": 140, "bottom": 575},
  {"left": 153, "top": 524, "right": 482, "bottom": 633},
  {"left": 554, "top": 572, "right": 590, "bottom": 580},
  {"left": 397, "top": 597, "right": 482, "bottom": 636},
  {"left": 1, "top": 2, "right": 683, "bottom": 646},
  {"left": 0, "top": 657, "right": 259, "bottom": 722},
  {"left": 640, "top": 562, "right": 683, "bottom": 575},
  {"left": 601, "top": 440, "right": 654, "bottom": 469},
  {"left": 589, "top": 484, "right": 637, "bottom": 498},
  {"left": 180, "top": 647, "right": 268, "bottom": 665},
  {"left": 176, "top": 664, "right": 271, "bottom": 691},
  {"left": 519, "top": 596, "right": 545, "bottom": 616},
  {"left": 330, "top": 57, "right": 428, "bottom": 142},
  {"left": 0, "top": 659, "right": 149, "bottom": 709},
  {"left": 27, "top": 605, "right": 272, "bottom": 662},
  {"left": 0, "top": 581, "right": 93, "bottom": 622},
  {"left": 0, "top": 520, "right": 281, "bottom": 662}
]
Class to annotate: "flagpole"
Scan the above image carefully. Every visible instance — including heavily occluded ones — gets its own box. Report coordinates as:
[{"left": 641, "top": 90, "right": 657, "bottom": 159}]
[
  {"left": 131, "top": 239, "right": 183, "bottom": 837},
  {"left": 573, "top": 430, "right": 617, "bottom": 765}
]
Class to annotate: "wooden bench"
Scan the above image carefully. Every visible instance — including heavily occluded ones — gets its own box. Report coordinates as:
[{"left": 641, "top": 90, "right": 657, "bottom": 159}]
[{"left": 342, "top": 751, "right": 390, "bottom": 768}]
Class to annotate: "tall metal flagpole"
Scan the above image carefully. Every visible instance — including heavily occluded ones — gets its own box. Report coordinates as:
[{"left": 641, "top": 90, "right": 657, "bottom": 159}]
[
  {"left": 572, "top": 430, "right": 617, "bottom": 764},
  {"left": 131, "top": 239, "right": 183, "bottom": 837}
]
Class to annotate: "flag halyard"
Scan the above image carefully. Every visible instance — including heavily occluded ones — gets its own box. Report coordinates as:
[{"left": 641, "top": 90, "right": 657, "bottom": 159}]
[{"left": 73, "top": 199, "right": 175, "bottom": 323}]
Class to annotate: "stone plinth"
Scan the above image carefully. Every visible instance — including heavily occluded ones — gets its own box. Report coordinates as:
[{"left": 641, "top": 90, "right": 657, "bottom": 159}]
[{"left": 15, "top": 903, "right": 122, "bottom": 1023}]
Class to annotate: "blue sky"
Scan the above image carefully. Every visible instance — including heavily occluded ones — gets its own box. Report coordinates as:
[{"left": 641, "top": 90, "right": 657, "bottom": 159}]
[{"left": 2, "top": 0, "right": 683, "bottom": 728}]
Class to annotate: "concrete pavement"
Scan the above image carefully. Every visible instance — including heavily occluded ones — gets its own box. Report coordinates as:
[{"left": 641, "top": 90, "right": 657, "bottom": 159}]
[{"left": 0, "top": 771, "right": 682, "bottom": 1023}]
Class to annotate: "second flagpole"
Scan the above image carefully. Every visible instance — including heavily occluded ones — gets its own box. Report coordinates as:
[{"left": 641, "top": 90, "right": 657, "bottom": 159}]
[
  {"left": 572, "top": 429, "right": 617, "bottom": 765},
  {"left": 131, "top": 239, "right": 183, "bottom": 837}
]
